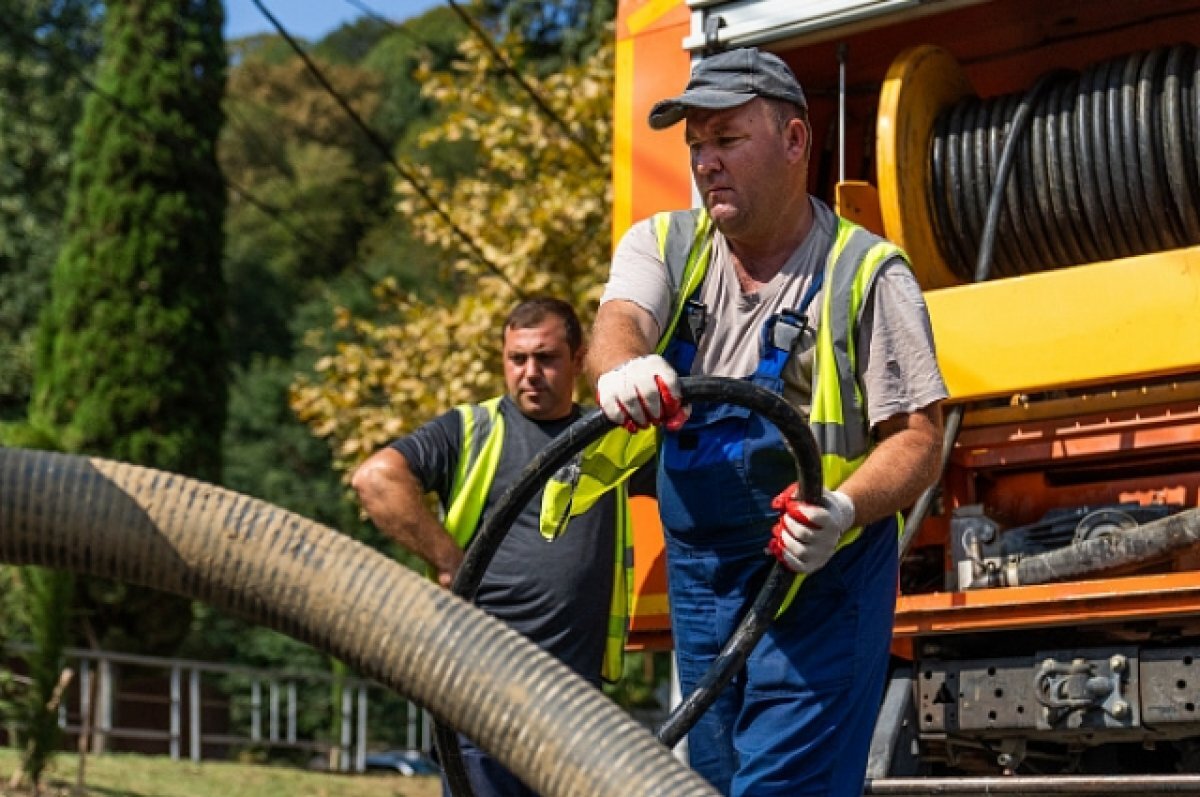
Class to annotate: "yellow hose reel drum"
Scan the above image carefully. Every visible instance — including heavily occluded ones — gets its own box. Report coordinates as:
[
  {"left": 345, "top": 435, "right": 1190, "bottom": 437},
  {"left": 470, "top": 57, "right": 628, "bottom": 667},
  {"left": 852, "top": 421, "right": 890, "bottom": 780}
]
[{"left": 876, "top": 45, "right": 973, "bottom": 291}]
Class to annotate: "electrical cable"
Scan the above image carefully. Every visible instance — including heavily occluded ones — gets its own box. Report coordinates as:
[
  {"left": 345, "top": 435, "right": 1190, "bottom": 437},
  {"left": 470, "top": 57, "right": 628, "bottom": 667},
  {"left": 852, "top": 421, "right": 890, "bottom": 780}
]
[
  {"left": 343, "top": 0, "right": 434, "bottom": 50},
  {"left": 344, "top": 0, "right": 611, "bottom": 251},
  {"left": 436, "top": 376, "right": 824, "bottom": 797},
  {"left": 926, "top": 45, "right": 1200, "bottom": 282},
  {"left": 407, "top": 0, "right": 607, "bottom": 168}
]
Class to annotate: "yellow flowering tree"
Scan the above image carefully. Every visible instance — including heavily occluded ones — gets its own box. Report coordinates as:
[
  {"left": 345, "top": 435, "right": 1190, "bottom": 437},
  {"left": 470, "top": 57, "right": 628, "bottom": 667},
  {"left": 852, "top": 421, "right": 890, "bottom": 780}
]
[{"left": 291, "top": 34, "right": 613, "bottom": 476}]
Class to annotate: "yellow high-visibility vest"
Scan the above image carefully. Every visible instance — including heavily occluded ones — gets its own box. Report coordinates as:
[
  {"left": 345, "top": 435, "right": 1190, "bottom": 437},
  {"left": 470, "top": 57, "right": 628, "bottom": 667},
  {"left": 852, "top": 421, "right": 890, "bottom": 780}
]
[
  {"left": 447, "top": 397, "right": 631, "bottom": 683},
  {"left": 542, "top": 208, "right": 910, "bottom": 614}
]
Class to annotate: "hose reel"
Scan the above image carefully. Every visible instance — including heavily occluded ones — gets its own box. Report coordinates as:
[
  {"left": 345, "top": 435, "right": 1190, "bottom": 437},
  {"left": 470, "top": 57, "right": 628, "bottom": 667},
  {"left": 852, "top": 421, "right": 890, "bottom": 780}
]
[{"left": 877, "top": 43, "right": 1200, "bottom": 289}]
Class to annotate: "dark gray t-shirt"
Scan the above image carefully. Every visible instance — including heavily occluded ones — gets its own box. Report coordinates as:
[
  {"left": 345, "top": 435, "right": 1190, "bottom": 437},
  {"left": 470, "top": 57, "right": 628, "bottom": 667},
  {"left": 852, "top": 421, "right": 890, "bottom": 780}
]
[{"left": 391, "top": 396, "right": 616, "bottom": 684}]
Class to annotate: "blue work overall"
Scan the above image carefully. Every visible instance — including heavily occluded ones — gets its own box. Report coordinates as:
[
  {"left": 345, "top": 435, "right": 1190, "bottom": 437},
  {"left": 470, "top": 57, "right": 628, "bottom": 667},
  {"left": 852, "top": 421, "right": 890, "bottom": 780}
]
[{"left": 658, "top": 281, "right": 898, "bottom": 797}]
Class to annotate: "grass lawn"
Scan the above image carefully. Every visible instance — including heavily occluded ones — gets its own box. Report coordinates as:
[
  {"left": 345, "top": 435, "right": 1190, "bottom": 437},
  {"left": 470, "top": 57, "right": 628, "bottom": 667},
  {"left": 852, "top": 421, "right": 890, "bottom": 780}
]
[{"left": 0, "top": 748, "right": 440, "bottom": 797}]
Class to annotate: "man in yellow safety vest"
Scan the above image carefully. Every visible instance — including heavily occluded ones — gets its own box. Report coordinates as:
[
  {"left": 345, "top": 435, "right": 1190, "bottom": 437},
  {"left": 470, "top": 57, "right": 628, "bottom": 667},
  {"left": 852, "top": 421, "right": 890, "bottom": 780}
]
[
  {"left": 589, "top": 47, "right": 947, "bottom": 797},
  {"left": 352, "top": 297, "right": 629, "bottom": 797}
]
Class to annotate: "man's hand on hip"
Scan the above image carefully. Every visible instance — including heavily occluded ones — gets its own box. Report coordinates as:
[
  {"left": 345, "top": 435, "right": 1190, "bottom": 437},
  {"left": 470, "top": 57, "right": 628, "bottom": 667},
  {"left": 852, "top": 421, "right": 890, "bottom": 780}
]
[
  {"left": 768, "top": 486, "right": 856, "bottom": 574},
  {"left": 596, "top": 354, "right": 689, "bottom": 432}
]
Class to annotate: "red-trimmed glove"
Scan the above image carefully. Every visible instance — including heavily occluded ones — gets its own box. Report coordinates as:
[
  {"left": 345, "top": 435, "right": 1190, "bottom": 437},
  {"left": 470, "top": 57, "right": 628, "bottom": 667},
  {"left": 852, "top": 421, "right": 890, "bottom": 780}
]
[
  {"left": 596, "top": 354, "right": 690, "bottom": 433},
  {"left": 768, "top": 486, "right": 856, "bottom": 574}
]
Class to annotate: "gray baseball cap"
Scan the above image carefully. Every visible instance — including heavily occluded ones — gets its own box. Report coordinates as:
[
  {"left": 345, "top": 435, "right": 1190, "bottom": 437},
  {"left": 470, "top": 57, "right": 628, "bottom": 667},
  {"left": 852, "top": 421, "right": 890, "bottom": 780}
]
[{"left": 648, "top": 47, "right": 807, "bottom": 130}]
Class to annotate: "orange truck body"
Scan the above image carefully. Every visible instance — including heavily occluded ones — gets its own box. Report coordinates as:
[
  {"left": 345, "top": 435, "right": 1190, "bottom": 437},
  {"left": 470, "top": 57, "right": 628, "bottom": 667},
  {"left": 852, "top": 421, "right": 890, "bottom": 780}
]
[{"left": 615, "top": 0, "right": 1200, "bottom": 779}]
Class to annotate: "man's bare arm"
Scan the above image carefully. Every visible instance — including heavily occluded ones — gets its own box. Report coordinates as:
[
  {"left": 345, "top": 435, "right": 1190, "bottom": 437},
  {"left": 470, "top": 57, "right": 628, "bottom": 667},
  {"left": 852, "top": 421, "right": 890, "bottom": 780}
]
[
  {"left": 586, "top": 299, "right": 661, "bottom": 384},
  {"left": 351, "top": 447, "right": 463, "bottom": 588},
  {"left": 836, "top": 403, "right": 944, "bottom": 528}
]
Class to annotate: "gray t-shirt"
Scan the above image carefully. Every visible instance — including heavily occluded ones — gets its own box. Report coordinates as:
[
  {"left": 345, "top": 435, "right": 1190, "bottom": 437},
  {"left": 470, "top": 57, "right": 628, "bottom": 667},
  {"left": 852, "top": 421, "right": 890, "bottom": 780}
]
[
  {"left": 601, "top": 198, "right": 947, "bottom": 427},
  {"left": 391, "top": 396, "right": 616, "bottom": 684}
]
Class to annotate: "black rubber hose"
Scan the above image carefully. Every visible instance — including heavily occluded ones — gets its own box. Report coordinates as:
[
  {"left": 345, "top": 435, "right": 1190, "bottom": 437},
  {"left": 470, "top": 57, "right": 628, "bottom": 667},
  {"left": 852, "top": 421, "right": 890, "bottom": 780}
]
[
  {"left": 1090, "top": 55, "right": 1132, "bottom": 259},
  {"left": 1163, "top": 45, "right": 1200, "bottom": 241},
  {"left": 927, "top": 45, "right": 1200, "bottom": 279},
  {"left": 436, "top": 377, "right": 823, "bottom": 794},
  {"left": 1073, "top": 60, "right": 1113, "bottom": 257},
  {"left": 0, "top": 447, "right": 720, "bottom": 797}
]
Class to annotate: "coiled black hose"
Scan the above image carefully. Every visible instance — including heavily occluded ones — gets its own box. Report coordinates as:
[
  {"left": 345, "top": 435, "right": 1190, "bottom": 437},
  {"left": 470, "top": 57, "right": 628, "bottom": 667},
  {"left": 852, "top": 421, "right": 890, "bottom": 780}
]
[
  {"left": 928, "top": 44, "right": 1200, "bottom": 281},
  {"left": 437, "top": 376, "right": 824, "bottom": 796}
]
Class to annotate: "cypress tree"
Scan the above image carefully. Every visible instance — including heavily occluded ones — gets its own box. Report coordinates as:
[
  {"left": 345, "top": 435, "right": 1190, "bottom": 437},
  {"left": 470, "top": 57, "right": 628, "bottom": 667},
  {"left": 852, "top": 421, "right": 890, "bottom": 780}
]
[{"left": 32, "top": 0, "right": 227, "bottom": 482}]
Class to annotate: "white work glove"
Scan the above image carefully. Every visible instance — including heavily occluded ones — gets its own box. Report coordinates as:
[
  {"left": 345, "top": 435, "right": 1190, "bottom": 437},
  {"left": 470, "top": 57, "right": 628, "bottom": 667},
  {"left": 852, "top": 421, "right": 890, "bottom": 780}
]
[
  {"left": 595, "top": 354, "right": 689, "bottom": 432},
  {"left": 768, "top": 486, "right": 856, "bottom": 574}
]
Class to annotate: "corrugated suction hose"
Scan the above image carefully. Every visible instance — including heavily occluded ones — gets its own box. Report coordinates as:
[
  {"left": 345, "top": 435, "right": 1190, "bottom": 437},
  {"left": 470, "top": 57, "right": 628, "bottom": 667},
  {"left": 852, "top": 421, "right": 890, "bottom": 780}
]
[{"left": 0, "top": 446, "right": 718, "bottom": 797}]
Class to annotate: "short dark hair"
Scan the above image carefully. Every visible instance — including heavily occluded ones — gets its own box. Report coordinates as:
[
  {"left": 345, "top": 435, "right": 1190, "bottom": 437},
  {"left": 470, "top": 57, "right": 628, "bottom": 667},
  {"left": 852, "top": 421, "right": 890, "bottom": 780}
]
[
  {"left": 765, "top": 96, "right": 808, "bottom": 131},
  {"left": 764, "top": 97, "right": 812, "bottom": 159},
  {"left": 504, "top": 297, "right": 583, "bottom": 353}
]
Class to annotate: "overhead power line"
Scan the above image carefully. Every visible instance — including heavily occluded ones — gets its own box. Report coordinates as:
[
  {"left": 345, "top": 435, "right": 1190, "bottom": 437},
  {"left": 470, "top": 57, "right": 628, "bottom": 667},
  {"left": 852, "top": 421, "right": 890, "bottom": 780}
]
[
  {"left": 442, "top": 0, "right": 605, "bottom": 168},
  {"left": 343, "top": 0, "right": 430, "bottom": 51},
  {"left": 250, "top": 0, "right": 525, "bottom": 298},
  {"left": 348, "top": 0, "right": 604, "bottom": 169}
]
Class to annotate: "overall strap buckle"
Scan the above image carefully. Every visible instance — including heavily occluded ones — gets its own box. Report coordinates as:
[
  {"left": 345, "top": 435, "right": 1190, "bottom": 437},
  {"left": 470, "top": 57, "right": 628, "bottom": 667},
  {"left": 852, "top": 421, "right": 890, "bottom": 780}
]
[
  {"left": 678, "top": 298, "right": 708, "bottom": 345},
  {"left": 756, "top": 308, "right": 811, "bottom": 382},
  {"left": 664, "top": 298, "right": 708, "bottom": 375},
  {"left": 765, "top": 308, "right": 809, "bottom": 355}
]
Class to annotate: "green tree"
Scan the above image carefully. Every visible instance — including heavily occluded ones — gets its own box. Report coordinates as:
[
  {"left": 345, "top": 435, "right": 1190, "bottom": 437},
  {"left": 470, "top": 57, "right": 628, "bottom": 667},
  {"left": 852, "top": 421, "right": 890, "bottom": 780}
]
[
  {"left": 292, "top": 33, "right": 614, "bottom": 475},
  {"left": 10, "top": 567, "right": 73, "bottom": 789},
  {"left": 220, "top": 55, "right": 387, "bottom": 364},
  {"left": 30, "top": 0, "right": 228, "bottom": 660},
  {"left": 359, "top": 6, "right": 464, "bottom": 147},
  {"left": 0, "top": 0, "right": 102, "bottom": 421},
  {"left": 477, "top": 0, "right": 615, "bottom": 66},
  {"left": 32, "top": 0, "right": 228, "bottom": 480}
]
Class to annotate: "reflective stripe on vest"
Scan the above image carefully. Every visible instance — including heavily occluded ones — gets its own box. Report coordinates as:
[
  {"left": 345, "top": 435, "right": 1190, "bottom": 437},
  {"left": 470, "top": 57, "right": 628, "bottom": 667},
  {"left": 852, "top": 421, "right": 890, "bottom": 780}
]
[
  {"left": 444, "top": 397, "right": 505, "bottom": 548},
  {"left": 450, "top": 396, "right": 631, "bottom": 683}
]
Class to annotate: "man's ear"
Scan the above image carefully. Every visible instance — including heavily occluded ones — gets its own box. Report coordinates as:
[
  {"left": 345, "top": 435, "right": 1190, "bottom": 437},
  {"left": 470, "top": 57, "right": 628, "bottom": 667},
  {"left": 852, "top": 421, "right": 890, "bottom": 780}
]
[{"left": 785, "top": 118, "right": 810, "bottom": 162}]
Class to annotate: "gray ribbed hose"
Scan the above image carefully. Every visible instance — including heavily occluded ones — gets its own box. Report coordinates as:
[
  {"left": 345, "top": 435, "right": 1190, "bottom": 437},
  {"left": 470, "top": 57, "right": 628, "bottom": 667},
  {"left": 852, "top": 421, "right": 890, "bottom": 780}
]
[{"left": 0, "top": 447, "right": 717, "bottom": 797}]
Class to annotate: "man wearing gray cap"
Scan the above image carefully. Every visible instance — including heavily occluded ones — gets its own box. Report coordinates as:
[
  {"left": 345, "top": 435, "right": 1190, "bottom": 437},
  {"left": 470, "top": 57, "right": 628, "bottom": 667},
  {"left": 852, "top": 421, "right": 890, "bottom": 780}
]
[{"left": 588, "top": 47, "right": 946, "bottom": 795}]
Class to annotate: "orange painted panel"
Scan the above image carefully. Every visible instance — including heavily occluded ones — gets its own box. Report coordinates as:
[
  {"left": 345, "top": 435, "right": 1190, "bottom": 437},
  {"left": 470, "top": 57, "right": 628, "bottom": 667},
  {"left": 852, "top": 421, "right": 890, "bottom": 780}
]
[
  {"left": 895, "top": 571, "right": 1200, "bottom": 637},
  {"left": 613, "top": 0, "right": 692, "bottom": 245},
  {"left": 629, "top": 495, "right": 670, "bottom": 633}
]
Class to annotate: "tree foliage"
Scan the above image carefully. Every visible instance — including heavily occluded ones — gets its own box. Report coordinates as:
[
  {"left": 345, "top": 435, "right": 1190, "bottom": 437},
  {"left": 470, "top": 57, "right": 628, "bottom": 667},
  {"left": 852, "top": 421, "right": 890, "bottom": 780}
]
[
  {"left": 32, "top": 0, "right": 228, "bottom": 482},
  {"left": 0, "top": 0, "right": 102, "bottom": 421},
  {"left": 360, "top": 6, "right": 465, "bottom": 148},
  {"left": 29, "top": 0, "right": 228, "bottom": 658},
  {"left": 476, "top": 0, "right": 616, "bottom": 67},
  {"left": 221, "top": 55, "right": 387, "bottom": 364},
  {"left": 10, "top": 567, "right": 73, "bottom": 788},
  {"left": 291, "top": 33, "right": 613, "bottom": 476}
]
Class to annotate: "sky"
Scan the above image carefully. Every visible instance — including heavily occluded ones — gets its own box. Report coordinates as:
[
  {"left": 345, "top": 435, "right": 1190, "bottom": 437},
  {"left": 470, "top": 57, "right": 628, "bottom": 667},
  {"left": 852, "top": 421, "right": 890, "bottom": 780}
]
[{"left": 224, "top": 0, "right": 443, "bottom": 41}]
